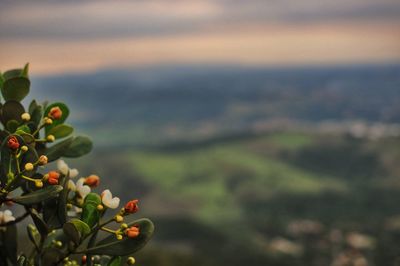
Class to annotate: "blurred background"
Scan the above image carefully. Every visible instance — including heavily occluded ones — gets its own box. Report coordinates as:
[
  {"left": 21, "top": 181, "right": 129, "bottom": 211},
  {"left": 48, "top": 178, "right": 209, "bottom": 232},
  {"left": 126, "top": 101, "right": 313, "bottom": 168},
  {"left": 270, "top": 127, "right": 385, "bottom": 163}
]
[{"left": 1, "top": 0, "right": 400, "bottom": 265}]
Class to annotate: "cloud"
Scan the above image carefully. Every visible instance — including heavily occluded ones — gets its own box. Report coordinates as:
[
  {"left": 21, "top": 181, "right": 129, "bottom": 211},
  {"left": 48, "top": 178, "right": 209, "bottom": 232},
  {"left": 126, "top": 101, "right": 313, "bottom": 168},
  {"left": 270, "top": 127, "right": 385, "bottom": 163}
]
[
  {"left": 1, "top": 22, "right": 399, "bottom": 75},
  {"left": 0, "top": 0, "right": 399, "bottom": 73},
  {"left": 1, "top": 0, "right": 399, "bottom": 40}
]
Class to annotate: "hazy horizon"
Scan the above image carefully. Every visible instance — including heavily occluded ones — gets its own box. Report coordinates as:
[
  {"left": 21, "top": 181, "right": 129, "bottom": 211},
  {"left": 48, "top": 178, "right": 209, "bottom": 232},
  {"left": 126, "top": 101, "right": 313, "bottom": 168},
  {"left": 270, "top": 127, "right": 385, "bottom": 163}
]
[{"left": 1, "top": 0, "right": 399, "bottom": 75}]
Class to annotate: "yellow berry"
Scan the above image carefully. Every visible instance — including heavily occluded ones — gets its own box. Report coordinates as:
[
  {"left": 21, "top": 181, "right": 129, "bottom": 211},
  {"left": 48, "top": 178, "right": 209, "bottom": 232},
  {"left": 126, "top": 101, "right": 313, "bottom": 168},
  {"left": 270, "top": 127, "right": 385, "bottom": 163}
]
[
  {"left": 116, "top": 234, "right": 123, "bottom": 240},
  {"left": 47, "top": 135, "right": 55, "bottom": 142},
  {"left": 114, "top": 215, "right": 123, "bottom": 223},
  {"left": 121, "top": 223, "right": 128, "bottom": 229},
  {"left": 44, "top": 117, "right": 53, "bottom": 125},
  {"left": 25, "top": 163, "right": 34, "bottom": 171},
  {"left": 21, "top": 112, "right": 31, "bottom": 121},
  {"left": 35, "top": 180, "right": 43, "bottom": 188},
  {"left": 97, "top": 204, "right": 104, "bottom": 211},
  {"left": 21, "top": 146, "right": 28, "bottom": 152},
  {"left": 55, "top": 240, "right": 63, "bottom": 248},
  {"left": 38, "top": 155, "right": 48, "bottom": 165},
  {"left": 127, "top": 257, "right": 135, "bottom": 265}
]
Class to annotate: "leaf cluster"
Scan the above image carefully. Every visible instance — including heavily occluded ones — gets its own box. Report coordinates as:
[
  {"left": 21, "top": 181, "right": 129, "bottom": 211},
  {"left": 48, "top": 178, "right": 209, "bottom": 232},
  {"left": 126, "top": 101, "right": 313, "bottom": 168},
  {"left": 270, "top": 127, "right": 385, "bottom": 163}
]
[{"left": 0, "top": 65, "right": 154, "bottom": 266}]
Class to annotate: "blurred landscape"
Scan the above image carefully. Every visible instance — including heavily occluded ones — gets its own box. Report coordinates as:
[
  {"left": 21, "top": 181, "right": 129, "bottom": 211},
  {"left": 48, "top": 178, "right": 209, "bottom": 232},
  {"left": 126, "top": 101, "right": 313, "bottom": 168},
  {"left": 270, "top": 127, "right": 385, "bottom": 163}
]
[
  {"left": 27, "top": 63, "right": 400, "bottom": 265},
  {"left": 2, "top": 0, "right": 400, "bottom": 264}
]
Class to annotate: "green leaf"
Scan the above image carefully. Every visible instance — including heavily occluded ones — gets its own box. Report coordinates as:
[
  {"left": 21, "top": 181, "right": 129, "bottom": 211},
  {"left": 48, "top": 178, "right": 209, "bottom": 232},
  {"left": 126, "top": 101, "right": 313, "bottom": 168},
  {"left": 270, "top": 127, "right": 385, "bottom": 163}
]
[
  {"left": 43, "top": 175, "right": 70, "bottom": 229},
  {"left": 3, "top": 69, "right": 22, "bottom": 80},
  {"left": 85, "top": 193, "right": 102, "bottom": 206},
  {"left": 107, "top": 256, "right": 122, "bottom": 266},
  {"left": 63, "top": 219, "right": 91, "bottom": 245},
  {"left": 13, "top": 185, "right": 63, "bottom": 205},
  {"left": 0, "top": 72, "right": 4, "bottom": 89},
  {"left": 40, "top": 248, "right": 63, "bottom": 266},
  {"left": 63, "top": 135, "right": 93, "bottom": 158},
  {"left": 1, "top": 100, "right": 25, "bottom": 125},
  {"left": 42, "top": 228, "right": 68, "bottom": 249},
  {"left": 82, "top": 204, "right": 100, "bottom": 229},
  {"left": 30, "top": 208, "right": 49, "bottom": 237},
  {"left": 81, "top": 193, "right": 101, "bottom": 228},
  {"left": 6, "top": 120, "right": 19, "bottom": 133},
  {"left": 1, "top": 77, "right": 30, "bottom": 101},
  {"left": 27, "top": 224, "right": 41, "bottom": 248},
  {"left": 47, "top": 124, "right": 73, "bottom": 139},
  {"left": 20, "top": 133, "right": 35, "bottom": 146},
  {"left": 15, "top": 124, "right": 31, "bottom": 134},
  {"left": 28, "top": 100, "right": 38, "bottom": 114},
  {"left": 29, "top": 100, "right": 43, "bottom": 128},
  {"left": 21, "top": 63, "right": 29, "bottom": 78},
  {"left": 44, "top": 102, "right": 69, "bottom": 134},
  {"left": 0, "top": 134, "right": 26, "bottom": 186},
  {"left": 45, "top": 137, "right": 74, "bottom": 162},
  {"left": 87, "top": 218, "right": 154, "bottom": 256}
]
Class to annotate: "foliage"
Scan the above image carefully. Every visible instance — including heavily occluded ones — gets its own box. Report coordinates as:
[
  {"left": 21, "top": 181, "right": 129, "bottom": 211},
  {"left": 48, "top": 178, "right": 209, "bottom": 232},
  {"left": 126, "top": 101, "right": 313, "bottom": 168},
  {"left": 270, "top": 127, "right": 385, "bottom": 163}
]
[{"left": 0, "top": 64, "right": 154, "bottom": 265}]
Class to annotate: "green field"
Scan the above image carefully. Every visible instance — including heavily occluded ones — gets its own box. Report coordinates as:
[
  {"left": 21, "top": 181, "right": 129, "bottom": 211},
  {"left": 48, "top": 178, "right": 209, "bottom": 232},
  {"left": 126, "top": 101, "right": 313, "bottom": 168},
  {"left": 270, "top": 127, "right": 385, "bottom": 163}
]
[{"left": 71, "top": 131, "right": 400, "bottom": 266}]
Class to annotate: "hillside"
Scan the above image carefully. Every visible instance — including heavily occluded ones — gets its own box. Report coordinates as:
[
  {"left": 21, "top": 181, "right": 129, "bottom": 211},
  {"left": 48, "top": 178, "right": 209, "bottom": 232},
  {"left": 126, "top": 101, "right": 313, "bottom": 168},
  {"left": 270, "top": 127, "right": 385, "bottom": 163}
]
[
  {"left": 29, "top": 64, "right": 400, "bottom": 146},
  {"left": 69, "top": 131, "right": 400, "bottom": 265}
]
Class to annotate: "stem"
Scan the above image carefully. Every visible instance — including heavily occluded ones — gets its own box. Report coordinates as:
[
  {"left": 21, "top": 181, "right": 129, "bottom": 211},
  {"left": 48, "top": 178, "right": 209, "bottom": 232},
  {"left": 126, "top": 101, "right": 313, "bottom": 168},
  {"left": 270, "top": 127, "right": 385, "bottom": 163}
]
[
  {"left": 14, "top": 154, "right": 21, "bottom": 174},
  {"left": 34, "top": 139, "right": 48, "bottom": 143},
  {"left": 21, "top": 175, "right": 40, "bottom": 182},
  {"left": 32, "top": 121, "right": 46, "bottom": 137},
  {"left": 86, "top": 230, "right": 99, "bottom": 266},
  {"left": 100, "top": 226, "right": 116, "bottom": 234}
]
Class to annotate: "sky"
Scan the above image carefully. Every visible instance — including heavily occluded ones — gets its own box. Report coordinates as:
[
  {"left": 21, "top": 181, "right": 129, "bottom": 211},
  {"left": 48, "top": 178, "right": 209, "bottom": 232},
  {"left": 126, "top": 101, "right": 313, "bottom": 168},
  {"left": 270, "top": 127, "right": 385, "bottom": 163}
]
[{"left": 0, "top": 0, "right": 399, "bottom": 75}]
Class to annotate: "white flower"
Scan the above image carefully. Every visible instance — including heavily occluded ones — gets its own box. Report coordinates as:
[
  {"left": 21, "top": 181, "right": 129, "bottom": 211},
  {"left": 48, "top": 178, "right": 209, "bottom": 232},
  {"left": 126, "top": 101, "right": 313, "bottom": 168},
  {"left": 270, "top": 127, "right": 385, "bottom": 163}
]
[
  {"left": 67, "top": 180, "right": 76, "bottom": 191},
  {"left": 101, "top": 189, "right": 120, "bottom": 209},
  {"left": 0, "top": 210, "right": 15, "bottom": 224},
  {"left": 57, "top": 160, "right": 69, "bottom": 175},
  {"left": 57, "top": 160, "right": 79, "bottom": 178},
  {"left": 69, "top": 169, "right": 79, "bottom": 178},
  {"left": 76, "top": 178, "right": 91, "bottom": 199}
]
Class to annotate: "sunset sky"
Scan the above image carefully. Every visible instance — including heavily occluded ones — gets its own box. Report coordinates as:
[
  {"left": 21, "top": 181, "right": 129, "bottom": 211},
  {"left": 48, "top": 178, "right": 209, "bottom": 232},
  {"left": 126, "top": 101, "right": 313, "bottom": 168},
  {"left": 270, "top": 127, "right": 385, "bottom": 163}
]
[{"left": 1, "top": 0, "right": 399, "bottom": 75}]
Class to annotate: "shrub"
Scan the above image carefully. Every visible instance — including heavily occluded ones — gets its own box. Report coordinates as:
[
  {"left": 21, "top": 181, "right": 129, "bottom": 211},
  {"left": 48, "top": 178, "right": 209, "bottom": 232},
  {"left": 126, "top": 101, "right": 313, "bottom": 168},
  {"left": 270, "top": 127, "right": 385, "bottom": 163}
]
[{"left": 0, "top": 64, "right": 154, "bottom": 265}]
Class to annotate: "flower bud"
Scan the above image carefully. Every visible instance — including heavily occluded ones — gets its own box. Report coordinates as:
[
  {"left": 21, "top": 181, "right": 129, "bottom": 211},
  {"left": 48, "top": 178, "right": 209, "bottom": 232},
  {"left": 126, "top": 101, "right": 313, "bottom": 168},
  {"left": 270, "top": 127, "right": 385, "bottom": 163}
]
[
  {"left": 84, "top": 175, "right": 100, "bottom": 188},
  {"left": 125, "top": 225, "right": 140, "bottom": 238},
  {"left": 44, "top": 117, "right": 53, "bottom": 125},
  {"left": 116, "top": 234, "right": 123, "bottom": 240},
  {"left": 121, "top": 223, "right": 128, "bottom": 229},
  {"left": 114, "top": 215, "right": 123, "bottom": 223},
  {"left": 47, "top": 135, "right": 55, "bottom": 142},
  {"left": 35, "top": 180, "right": 43, "bottom": 188},
  {"left": 21, "top": 112, "right": 31, "bottom": 121},
  {"left": 124, "top": 199, "right": 139, "bottom": 214},
  {"left": 38, "top": 155, "right": 48, "bottom": 165},
  {"left": 81, "top": 256, "right": 87, "bottom": 264},
  {"left": 48, "top": 106, "right": 62, "bottom": 120},
  {"left": 21, "top": 146, "right": 28, "bottom": 152},
  {"left": 25, "top": 163, "right": 34, "bottom": 171},
  {"left": 96, "top": 204, "right": 104, "bottom": 211},
  {"left": 7, "top": 136, "right": 20, "bottom": 150},
  {"left": 47, "top": 171, "right": 60, "bottom": 185},
  {"left": 127, "top": 257, "right": 136, "bottom": 265},
  {"left": 54, "top": 240, "right": 63, "bottom": 248}
]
